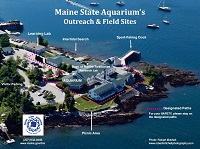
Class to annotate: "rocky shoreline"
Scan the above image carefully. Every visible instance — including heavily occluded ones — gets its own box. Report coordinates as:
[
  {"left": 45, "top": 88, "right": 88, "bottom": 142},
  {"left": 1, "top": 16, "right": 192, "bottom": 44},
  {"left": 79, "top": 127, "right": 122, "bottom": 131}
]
[{"left": 4, "top": 48, "right": 200, "bottom": 137}]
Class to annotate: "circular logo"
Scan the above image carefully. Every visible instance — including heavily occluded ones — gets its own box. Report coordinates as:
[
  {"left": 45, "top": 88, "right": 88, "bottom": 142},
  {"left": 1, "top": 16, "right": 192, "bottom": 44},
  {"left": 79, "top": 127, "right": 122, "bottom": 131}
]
[{"left": 24, "top": 116, "right": 42, "bottom": 134}]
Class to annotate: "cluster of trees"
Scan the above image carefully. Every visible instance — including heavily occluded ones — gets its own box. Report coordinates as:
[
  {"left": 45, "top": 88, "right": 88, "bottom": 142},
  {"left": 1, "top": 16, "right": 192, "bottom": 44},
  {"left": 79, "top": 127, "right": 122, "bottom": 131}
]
[
  {"left": 0, "top": 57, "right": 62, "bottom": 126},
  {"left": 0, "top": 57, "right": 35, "bottom": 125},
  {"left": 15, "top": 56, "right": 28, "bottom": 69},
  {"left": 64, "top": 90, "right": 75, "bottom": 112},
  {"left": 55, "top": 69, "right": 63, "bottom": 78},
  {"left": 0, "top": 34, "right": 10, "bottom": 48},
  {"left": 60, "top": 62, "right": 72, "bottom": 73},
  {"left": 56, "top": 82, "right": 75, "bottom": 112},
  {"left": 143, "top": 66, "right": 162, "bottom": 85},
  {"left": 21, "top": 60, "right": 28, "bottom": 68},
  {"left": 35, "top": 105, "right": 56, "bottom": 114},
  {"left": 143, "top": 66, "right": 162, "bottom": 76},
  {"left": 38, "top": 35, "right": 48, "bottom": 47},
  {"left": 26, "top": 67, "right": 43, "bottom": 85},
  {"left": 56, "top": 81, "right": 68, "bottom": 89},
  {"left": 45, "top": 68, "right": 53, "bottom": 80},
  {"left": 0, "top": 57, "right": 24, "bottom": 83}
]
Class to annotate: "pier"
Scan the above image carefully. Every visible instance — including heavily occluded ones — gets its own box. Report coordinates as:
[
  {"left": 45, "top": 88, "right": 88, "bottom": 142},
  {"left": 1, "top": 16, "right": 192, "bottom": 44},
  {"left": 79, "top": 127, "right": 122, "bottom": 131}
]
[
  {"left": 0, "top": 20, "right": 23, "bottom": 31},
  {"left": 120, "top": 50, "right": 141, "bottom": 66},
  {"left": 0, "top": 123, "right": 15, "bottom": 144}
]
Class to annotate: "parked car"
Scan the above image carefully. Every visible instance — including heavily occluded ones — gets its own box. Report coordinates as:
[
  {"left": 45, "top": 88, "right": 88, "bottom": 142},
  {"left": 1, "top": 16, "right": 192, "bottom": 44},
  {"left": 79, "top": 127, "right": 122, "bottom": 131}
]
[
  {"left": 42, "top": 90, "right": 46, "bottom": 93},
  {"left": 36, "top": 102, "right": 40, "bottom": 105},
  {"left": 31, "top": 89, "right": 36, "bottom": 93},
  {"left": 38, "top": 93, "right": 43, "bottom": 96}
]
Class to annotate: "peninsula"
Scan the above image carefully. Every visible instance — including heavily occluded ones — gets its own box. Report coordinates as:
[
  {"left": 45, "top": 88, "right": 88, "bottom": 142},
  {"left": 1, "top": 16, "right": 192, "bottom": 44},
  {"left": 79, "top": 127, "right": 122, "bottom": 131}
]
[{"left": 0, "top": 22, "right": 199, "bottom": 139}]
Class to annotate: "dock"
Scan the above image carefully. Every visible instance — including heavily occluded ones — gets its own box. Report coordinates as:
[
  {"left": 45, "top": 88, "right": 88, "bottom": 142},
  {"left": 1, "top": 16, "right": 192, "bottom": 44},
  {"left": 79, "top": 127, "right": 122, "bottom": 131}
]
[
  {"left": 0, "top": 123, "right": 15, "bottom": 144},
  {"left": 120, "top": 50, "right": 141, "bottom": 66}
]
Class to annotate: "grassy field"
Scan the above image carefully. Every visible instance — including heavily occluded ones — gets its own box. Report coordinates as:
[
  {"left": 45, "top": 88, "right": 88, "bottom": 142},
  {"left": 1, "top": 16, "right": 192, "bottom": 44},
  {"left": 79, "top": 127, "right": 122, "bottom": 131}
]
[
  {"left": 125, "top": 85, "right": 133, "bottom": 93},
  {"left": 75, "top": 96, "right": 117, "bottom": 112},
  {"left": 143, "top": 76, "right": 152, "bottom": 86},
  {"left": 43, "top": 51, "right": 54, "bottom": 57}
]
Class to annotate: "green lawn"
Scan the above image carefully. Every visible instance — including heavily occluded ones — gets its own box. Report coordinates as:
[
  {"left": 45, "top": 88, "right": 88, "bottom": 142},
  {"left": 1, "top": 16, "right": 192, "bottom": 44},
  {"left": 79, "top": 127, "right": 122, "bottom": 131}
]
[
  {"left": 143, "top": 76, "right": 151, "bottom": 86},
  {"left": 125, "top": 85, "right": 133, "bottom": 93},
  {"left": 75, "top": 96, "right": 117, "bottom": 112},
  {"left": 43, "top": 51, "right": 54, "bottom": 57}
]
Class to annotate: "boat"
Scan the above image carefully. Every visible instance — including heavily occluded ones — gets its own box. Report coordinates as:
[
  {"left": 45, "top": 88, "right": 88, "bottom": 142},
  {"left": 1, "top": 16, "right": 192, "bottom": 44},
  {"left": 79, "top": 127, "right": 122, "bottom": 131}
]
[
  {"left": 158, "top": 0, "right": 171, "bottom": 11},
  {"left": 147, "top": 24, "right": 159, "bottom": 28},
  {"left": 90, "top": 2, "right": 99, "bottom": 6},
  {"left": 163, "top": 20, "right": 169, "bottom": 24},
  {"left": 116, "top": 1, "right": 125, "bottom": 6},
  {"left": 6, "top": 139, "right": 15, "bottom": 144}
]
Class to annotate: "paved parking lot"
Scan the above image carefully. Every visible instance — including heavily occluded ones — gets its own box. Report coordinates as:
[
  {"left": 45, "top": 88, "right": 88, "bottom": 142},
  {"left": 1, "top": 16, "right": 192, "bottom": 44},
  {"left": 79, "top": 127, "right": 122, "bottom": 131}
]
[{"left": 30, "top": 83, "right": 65, "bottom": 105}]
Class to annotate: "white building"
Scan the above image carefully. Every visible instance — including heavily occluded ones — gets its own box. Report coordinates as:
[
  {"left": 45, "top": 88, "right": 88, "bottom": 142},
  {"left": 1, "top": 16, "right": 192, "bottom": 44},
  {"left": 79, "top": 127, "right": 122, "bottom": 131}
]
[{"left": 88, "top": 83, "right": 116, "bottom": 101}]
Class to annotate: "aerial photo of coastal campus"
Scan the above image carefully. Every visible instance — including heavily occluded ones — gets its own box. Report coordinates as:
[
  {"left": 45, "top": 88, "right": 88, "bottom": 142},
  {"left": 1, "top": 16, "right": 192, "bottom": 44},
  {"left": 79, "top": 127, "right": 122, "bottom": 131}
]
[{"left": 0, "top": 0, "right": 200, "bottom": 148}]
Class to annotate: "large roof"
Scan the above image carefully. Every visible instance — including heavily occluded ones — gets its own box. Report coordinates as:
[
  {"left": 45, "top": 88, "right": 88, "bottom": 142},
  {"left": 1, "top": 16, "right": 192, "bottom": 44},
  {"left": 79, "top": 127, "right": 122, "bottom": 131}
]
[
  {"left": 104, "top": 56, "right": 121, "bottom": 66},
  {"left": 47, "top": 54, "right": 83, "bottom": 68},
  {"left": 24, "top": 42, "right": 45, "bottom": 50},
  {"left": 112, "top": 78, "right": 124, "bottom": 87},
  {"left": 47, "top": 56, "right": 62, "bottom": 65},
  {"left": 2, "top": 47, "right": 13, "bottom": 52},
  {"left": 90, "top": 83, "right": 113, "bottom": 95}
]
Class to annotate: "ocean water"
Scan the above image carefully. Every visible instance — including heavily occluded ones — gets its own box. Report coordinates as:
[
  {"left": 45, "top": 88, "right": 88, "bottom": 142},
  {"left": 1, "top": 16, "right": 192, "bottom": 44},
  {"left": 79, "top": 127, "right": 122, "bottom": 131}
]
[{"left": 0, "top": 0, "right": 200, "bottom": 148}]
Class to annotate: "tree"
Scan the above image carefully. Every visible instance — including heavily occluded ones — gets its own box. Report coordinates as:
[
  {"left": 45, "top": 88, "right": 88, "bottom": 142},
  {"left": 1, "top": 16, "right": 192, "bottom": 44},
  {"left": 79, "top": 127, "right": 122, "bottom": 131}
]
[
  {"left": 46, "top": 69, "right": 53, "bottom": 78},
  {"left": 0, "top": 34, "right": 10, "bottom": 47},
  {"left": 38, "top": 35, "right": 44, "bottom": 45},
  {"left": 37, "top": 35, "right": 48, "bottom": 47},
  {"left": 34, "top": 67, "right": 43, "bottom": 81},
  {"left": 43, "top": 39, "right": 48, "bottom": 47},
  {"left": 60, "top": 62, "right": 67, "bottom": 71},
  {"left": 27, "top": 67, "right": 43, "bottom": 84},
  {"left": 34, "top": 80, "right": 39, "bottom": 85},
  {"left": 56, "top": 81, "right": 69, "bottom": 90},
  {"left": 67, "top": 64, "right": 72, "bottom": 73},
  {"left": 64, "top": 95, "right": 75, "bottom": 112},
  {"left": 6, "top": 57, "right": 18, "bottom": 69},
  {"left": 55, "top": 69, "right": 63, "bottom": 77},
  {"left": 16, "top": 56, "right": 22, "bottom": 65},
  {"left": 22, "top": 61, "right": 28, "bottom": 68}
]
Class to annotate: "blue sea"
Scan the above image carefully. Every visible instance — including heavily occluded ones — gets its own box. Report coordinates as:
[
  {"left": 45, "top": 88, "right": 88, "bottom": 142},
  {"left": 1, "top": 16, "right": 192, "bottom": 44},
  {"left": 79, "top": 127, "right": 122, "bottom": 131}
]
[{"left": 0, "top": 0, "right": 200, "bottom": 148}]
